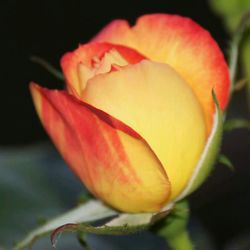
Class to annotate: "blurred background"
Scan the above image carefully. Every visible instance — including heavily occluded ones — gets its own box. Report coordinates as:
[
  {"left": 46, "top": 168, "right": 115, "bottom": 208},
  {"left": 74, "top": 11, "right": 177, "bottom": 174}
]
[{"left": 0, "top": 0, "right": 249, "bottom": 249}]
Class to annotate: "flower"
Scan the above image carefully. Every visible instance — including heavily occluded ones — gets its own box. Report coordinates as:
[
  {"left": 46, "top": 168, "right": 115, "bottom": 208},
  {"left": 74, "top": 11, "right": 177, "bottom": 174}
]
[{"left": 30, "top": 14, "right": 230, "bottom": 213}]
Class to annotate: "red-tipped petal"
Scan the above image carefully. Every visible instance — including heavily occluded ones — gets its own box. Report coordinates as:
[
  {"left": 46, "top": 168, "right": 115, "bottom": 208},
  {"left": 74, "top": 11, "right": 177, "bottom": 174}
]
[
  {"left": 92, "top": 14, "right": 230, "bottom": 131},
  {"left": 61, "top": 42, "right": 145, "bottom": 97},
  {"left": 30, "top": 83, "right": 170, "bottom": 212}
]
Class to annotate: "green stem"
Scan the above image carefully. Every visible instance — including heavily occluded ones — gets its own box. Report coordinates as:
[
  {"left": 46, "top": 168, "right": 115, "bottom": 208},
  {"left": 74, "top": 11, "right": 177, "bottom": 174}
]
[
  {"left": 152, "top": 200, "right": 194, "bottom": 250},
  {"left": 166, "top": 229, "right": 194, "bottom": 250},
  {"left": 229, "top": 11, "right": 250, "bottom": 96}
]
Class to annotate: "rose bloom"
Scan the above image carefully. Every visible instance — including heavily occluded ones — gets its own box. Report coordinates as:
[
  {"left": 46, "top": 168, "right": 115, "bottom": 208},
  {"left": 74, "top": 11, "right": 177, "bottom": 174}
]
[{"left": 31, "top": 14, "right": 230, "bottom": 212}]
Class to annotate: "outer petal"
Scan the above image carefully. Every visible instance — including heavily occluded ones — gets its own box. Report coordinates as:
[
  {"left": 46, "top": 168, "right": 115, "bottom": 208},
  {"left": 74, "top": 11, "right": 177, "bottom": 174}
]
[
  {"left": 30, "top": 83, "right": 170, "bottom": 212},
  {"left": 82, "top": 60, "right": 207, "bottom": 200},
  {"left": 176, "top": 92, "right": 223, "bottom": 201},
  {"left": 92, "top": 14, "right": 230, "bottom": 131},
  {"left": 61, "top": 42, "right": 145, "bottom": 97}
]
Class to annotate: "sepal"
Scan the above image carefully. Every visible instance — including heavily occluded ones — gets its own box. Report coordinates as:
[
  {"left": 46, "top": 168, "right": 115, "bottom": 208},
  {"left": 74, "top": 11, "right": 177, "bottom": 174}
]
[
  {"left": 152, "top": 200, "right": 194, "bottom": 250},
  {"left": 14, "top": 200, "right": 173, "bottom": 249},
  {"left": 175, "top": 91, "right": 223, "bottom": 201},
  {"left": 14, "top": 200, "right": 117, "bottom": 249}
]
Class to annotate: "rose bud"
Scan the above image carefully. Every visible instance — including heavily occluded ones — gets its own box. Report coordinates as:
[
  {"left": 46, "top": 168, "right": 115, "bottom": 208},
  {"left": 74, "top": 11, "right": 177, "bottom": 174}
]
[{"left": 30, "top": 14, "right": 230, "bottom": 212}]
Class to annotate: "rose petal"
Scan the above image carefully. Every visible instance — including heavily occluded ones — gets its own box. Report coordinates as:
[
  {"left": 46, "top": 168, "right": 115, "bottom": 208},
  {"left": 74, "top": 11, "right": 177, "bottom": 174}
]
[
  {"left": 82, "top": 60, "right": 207, "bottom": 200},
  {"left": 61, "top": 42, "right": 145, "bottom": 97},
  {"left": 92, "top": 13, "right": 230, "bottom": 131},
  {"left": 30, "top": 83, "right": 170, "bottom": 212}
]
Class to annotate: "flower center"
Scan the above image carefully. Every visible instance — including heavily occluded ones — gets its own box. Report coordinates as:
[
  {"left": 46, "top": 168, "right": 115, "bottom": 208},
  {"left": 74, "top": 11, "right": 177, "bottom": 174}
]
[{"left": 77, "top": 49, "right": 129, "bottom": 95}]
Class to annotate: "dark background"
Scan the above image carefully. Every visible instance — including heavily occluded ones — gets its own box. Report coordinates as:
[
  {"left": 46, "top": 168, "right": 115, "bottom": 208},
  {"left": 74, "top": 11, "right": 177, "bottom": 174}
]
[{"left": 1, "top": 0, "right": 249, "bottom": 249}]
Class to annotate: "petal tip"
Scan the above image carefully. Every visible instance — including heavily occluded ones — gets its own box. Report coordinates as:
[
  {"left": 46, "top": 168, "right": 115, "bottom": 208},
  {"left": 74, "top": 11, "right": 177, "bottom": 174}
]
[{"left": 30, "top": 82, "right": 43, "bottom": 119}]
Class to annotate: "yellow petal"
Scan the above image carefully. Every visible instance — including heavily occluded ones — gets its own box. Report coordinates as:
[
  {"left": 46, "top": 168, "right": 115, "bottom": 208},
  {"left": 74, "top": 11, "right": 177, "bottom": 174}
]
[
  {"left": 92, "top": 14, "right": 230, "bottom": 132},
  {"left": 82, "top": 60, "right": 206, "bottom": 200}
]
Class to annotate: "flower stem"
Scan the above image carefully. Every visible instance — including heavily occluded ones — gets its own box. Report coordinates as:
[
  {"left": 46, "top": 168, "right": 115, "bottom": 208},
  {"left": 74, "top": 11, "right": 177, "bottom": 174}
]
[
  {"left": 165, "top": 228, "right": 194, "bottom": 250},
  {"left": 152, "top": 200, "right": 194, "bottom": 250}
]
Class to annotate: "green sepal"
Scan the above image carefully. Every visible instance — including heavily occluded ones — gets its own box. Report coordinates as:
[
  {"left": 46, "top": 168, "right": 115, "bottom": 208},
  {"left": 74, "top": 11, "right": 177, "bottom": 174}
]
[
  {"left": 50, "top": 210, "right": 172, "bottom": 249},
  {"left": 14, "top": 200, "right": 117, "bottom": 250},
  {"left": 153, "top": 200, "right": 189, "bottom": 238},
  {"left": 14, "top": 200, "right": 173, "bottom": 250},
  {"left": 175, "top": 91, "right": 223, "bottom": 201}
]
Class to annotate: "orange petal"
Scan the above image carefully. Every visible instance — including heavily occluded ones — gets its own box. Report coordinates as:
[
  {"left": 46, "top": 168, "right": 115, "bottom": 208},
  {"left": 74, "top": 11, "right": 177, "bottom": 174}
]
[
  {"left": 30, "top": 83, "right": 170, "bottom": 212},
  {"left": 82, "top": 60, "right": 207, "bottom": 200},
  {"left": 61, "top": 42, "right": 145, "bottom": 97},
  {"left": 92, "top": 14, "right": 230, "bottom": 131}
]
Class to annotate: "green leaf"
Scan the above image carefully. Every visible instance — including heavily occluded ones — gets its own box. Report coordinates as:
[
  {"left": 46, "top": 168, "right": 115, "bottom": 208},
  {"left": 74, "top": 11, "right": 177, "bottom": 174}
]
[
  {"left": 174, "top": 91, "right": 223, "bottom": 201},
  {"left": 218, "top": 154, "right": 234, "bottom": 171},
  {"left": 224, "top": 118, "right": 250, "bottom": 131},
  {"left": 154, "top": 200, "right": 189, "bottom": 238}
]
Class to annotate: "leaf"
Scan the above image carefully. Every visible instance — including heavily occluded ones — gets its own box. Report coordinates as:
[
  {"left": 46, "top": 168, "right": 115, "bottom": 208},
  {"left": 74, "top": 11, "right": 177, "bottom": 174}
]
[
  {"left": 174, "top": 91, "right": 223, "bottom": 200},
  {"left": 224, "top": 118, "right": 250, "bottom": 131},
  {"left": 218, "top": 154, "right": 234, "bottom": 171}
]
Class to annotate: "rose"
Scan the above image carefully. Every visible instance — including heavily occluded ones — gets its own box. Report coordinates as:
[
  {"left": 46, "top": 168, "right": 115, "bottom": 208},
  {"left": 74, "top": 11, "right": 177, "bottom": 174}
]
[{"left": 30, "top": 14, "right": 230, "bottom": 213}]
